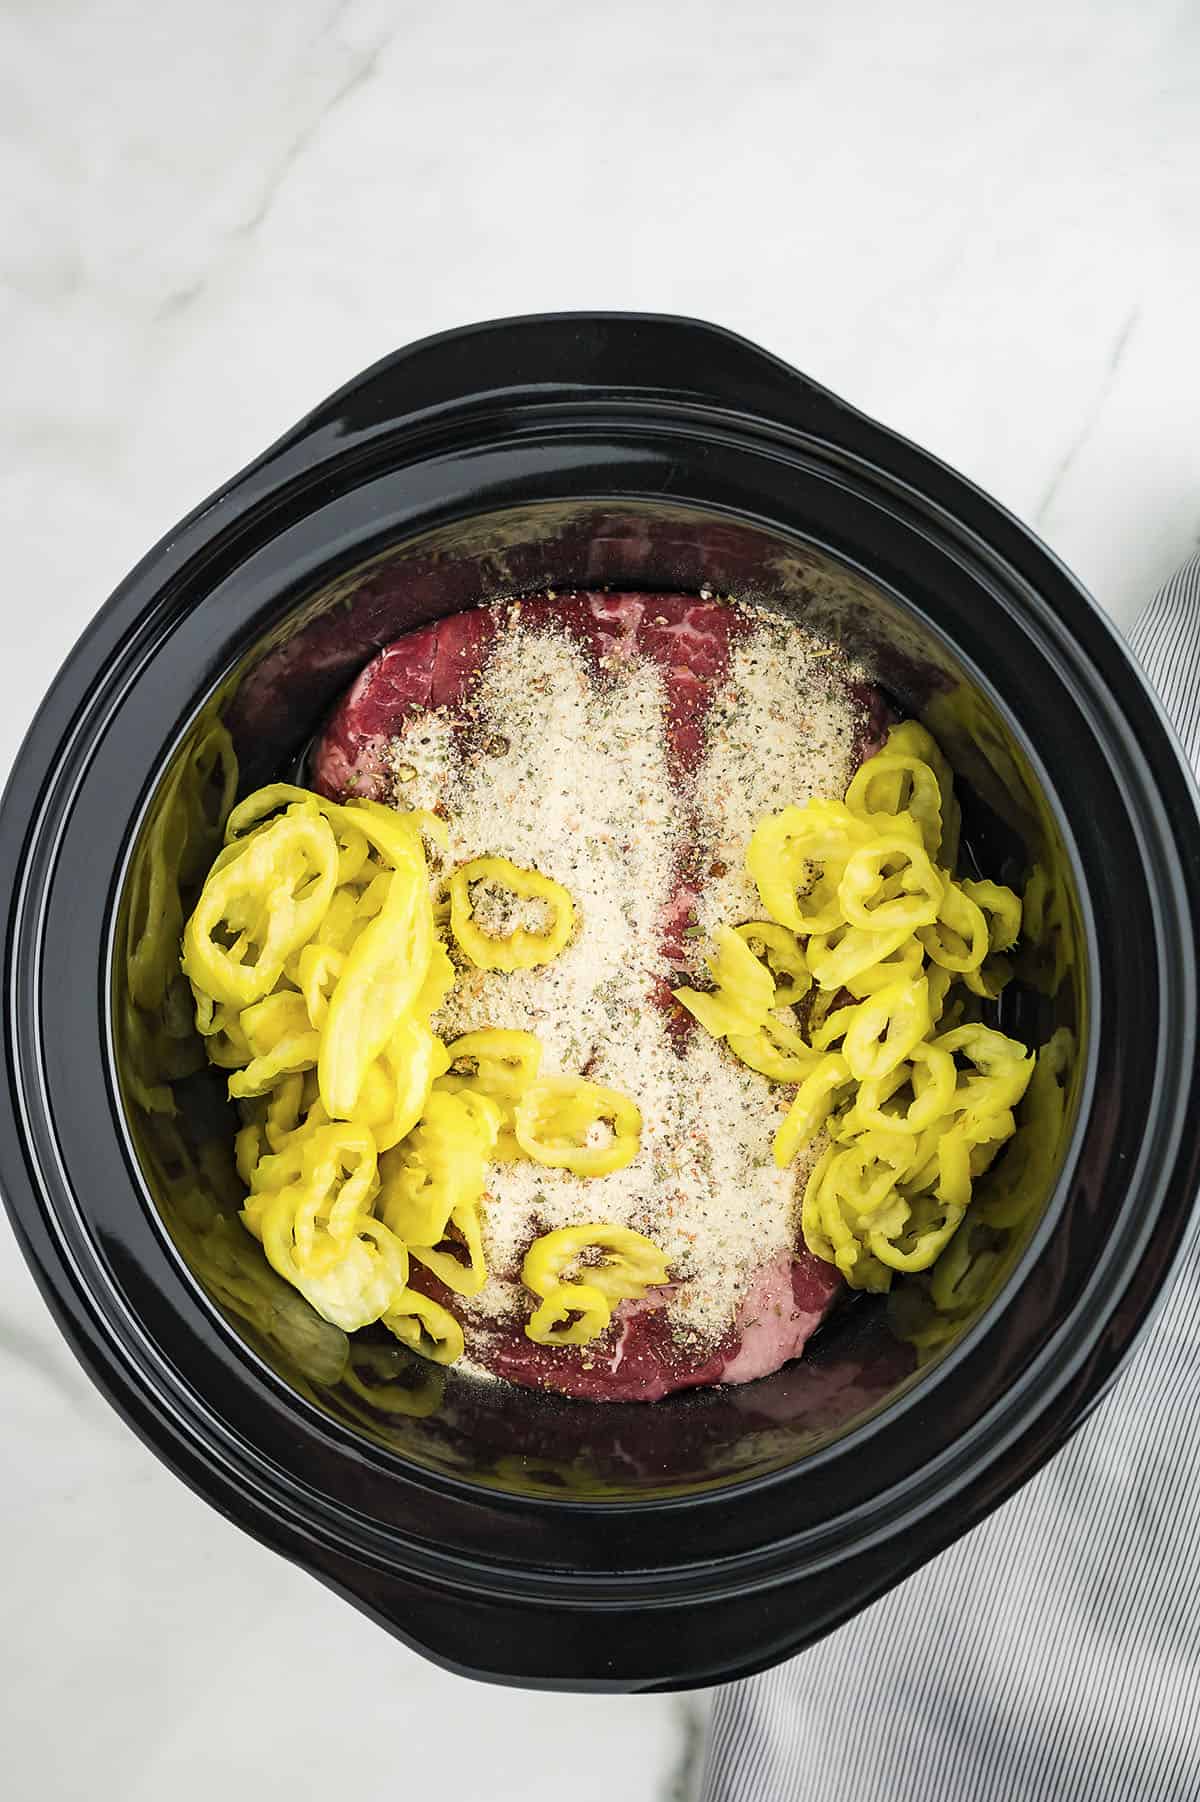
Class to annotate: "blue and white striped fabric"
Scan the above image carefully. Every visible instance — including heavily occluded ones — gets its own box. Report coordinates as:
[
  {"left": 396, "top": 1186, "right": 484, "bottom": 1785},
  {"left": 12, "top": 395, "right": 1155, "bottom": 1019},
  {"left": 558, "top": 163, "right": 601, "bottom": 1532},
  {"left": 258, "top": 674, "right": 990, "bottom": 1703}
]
[{"left": 702, "top": 555, "right": 1200, "bottom": 1802}]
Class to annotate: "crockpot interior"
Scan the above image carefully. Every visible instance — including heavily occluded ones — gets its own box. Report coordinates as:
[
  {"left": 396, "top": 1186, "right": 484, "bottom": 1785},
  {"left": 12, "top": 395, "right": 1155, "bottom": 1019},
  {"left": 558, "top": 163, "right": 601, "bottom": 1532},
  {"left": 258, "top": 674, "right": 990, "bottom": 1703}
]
[{"left": 113, "top": 499, "right": 1083, "bottom": 1500}]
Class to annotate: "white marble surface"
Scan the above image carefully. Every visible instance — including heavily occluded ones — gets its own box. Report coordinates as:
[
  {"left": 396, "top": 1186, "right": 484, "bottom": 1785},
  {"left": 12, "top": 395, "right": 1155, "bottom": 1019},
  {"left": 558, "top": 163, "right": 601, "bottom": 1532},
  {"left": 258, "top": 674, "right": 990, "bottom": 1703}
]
[{"left": 2, "top": 1, "right": 1198, "bottom": 1796}]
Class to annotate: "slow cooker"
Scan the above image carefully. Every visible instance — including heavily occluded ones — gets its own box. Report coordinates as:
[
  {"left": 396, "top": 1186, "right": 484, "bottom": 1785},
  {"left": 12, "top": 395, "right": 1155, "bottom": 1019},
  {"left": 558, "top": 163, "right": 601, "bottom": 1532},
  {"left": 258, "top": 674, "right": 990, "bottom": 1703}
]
[{"left": 2, "top": 313, "right": 1198, "bottom": 1690}]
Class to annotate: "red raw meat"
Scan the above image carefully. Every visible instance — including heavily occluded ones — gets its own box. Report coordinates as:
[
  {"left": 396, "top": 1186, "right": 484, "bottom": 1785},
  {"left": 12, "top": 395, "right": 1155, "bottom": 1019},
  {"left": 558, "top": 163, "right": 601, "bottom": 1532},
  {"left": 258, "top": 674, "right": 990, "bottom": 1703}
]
[
  {"left": 313, "top": 592, "right": 875, "bottom": 1401},
  {"left": 312, "top": 592, "right": 745, "bottom": 799},
  {"left": 460, "top": 1251, "right": 845, "bottom": 1403}
]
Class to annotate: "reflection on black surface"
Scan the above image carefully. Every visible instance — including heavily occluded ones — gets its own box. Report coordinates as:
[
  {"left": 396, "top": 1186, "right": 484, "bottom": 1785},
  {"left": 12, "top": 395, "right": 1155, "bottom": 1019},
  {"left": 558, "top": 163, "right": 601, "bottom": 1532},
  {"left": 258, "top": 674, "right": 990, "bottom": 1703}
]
[{"left": 113, "top": 506, "right": 1083, "bottom": 1500}]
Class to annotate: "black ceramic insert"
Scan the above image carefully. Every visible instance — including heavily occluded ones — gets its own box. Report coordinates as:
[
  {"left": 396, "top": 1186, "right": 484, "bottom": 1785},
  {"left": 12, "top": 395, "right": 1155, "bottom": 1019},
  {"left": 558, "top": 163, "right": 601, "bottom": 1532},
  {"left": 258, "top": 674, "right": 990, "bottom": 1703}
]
[{"left": 2, "top": 315, "right": 1198, "bottom": 1691}]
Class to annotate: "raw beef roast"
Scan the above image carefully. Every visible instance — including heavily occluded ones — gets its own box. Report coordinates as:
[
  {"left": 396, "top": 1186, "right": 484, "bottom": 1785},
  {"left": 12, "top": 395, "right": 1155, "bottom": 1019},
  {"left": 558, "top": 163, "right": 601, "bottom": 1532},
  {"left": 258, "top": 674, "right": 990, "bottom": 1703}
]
[{"left": 314, "top": 593, "right": 883, "bottom": 1401}]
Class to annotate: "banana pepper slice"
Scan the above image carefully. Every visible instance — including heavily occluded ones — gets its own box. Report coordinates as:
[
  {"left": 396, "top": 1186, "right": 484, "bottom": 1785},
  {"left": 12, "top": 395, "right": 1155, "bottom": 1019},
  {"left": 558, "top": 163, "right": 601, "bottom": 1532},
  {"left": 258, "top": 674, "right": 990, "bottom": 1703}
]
[
  {"left": 884, "top": 720, "right": 962, "bottom": 871},
  {"left": 842, "top": 975, "right": 933, "bottom": 1082},
  {"left": 935, "top": 1024, "right": 1036, "bottom": 1128},
  {"left": 806, "top": 920, "right": 915, "bottom": 993},
  {"left": 845, "top": 749, "right": 943, "bottom": 858},
  {"left": 448, "top": 855, "right": 574, "bottom": 971},
  {"left": 227, "top": 991, "right": 319, "bottom": 1099},
  {"left": 673, "top": 923, "right": 776, "bottom": 1039},
  {"left": 182, "top": 805, "right": 339, "bottom": 1009},
  {"left": 378, "top": 1088, "right": 500, "bottom": 1248},
  {"left": 522, "top": 1223, "right": 670, "bottom": 1347},
  {"left": 436, "top": 1028, "right": 543, "bottom": 1160},
  {"left": 409, "top": 1197, "right": 487, "bottom": 1297},
  {"left": 747, "top": 799, "right": 922, "bottom": 935},
  {"left": 852, "top": 1040, "right": 958, "bottom": 1135},
  {"left": 838, "top": 835, "right": 944, "bottom": 933},
  {"left": 245, "top": 1125, "right": 404, "bottom": 1335},
  {"left": 868, "top": 1194, "right": 966, "bottom": 1273},
  {"left": 774, "top": 1053, "right": 853, "bottom": 1167},
  {"left": 728, "top": 1014, "right": 821, "bottom": 1082},
  {"left": 244, "top": 1121, "right": 379, "bottom": 1275},
  {"left": 318, "top": 848, "right": 434, "bottom": 1119},
  {"left": 801, "top": 1148, "right": 898, "bottom": 1292},
  {"left": 917, "top": 879, "right": 990, "bottom": 973},
  {"left": 355, "top": 1016, "right": 447, "bottom": 1153},
  {"left": 732, "top": 921, "right": 811, "bottom": 1005},
  {"left": 514, "top": 1075, "right": 642, "bottom": 1177},
  {"left": 383, "top": 1289, "right": 465, "bottom": 1365}
]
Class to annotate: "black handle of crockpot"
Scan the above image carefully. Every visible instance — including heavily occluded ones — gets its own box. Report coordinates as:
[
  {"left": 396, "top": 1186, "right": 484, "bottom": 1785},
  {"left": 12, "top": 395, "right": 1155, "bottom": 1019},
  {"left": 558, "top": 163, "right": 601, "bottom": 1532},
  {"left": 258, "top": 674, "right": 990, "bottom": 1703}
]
[
  {"left": 305, "top": 1538, "right": 909, "bottom": 1694},
  {"left": 237, "top": 312, "right": 879, "bottom": 484}
]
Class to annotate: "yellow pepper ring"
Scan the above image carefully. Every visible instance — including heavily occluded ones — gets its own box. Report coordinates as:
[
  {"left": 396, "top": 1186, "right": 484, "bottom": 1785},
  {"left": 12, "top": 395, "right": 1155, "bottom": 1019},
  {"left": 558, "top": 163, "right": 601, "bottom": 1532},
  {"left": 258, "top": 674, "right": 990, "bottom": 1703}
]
[
  {"left": 227, "top": 992, "right": 320, "bottom": 1100},
  {"left": 438, "top": 1028, "right": 543, "bottom": 1100},
  {"left": 917, "top": 880, "right": 990, "bottom": 973},
  {"left": 524, "top": 1222, "right": 671, "bottom": 1302},
  {"left": 256, "top": 1198, "right": 406, "bottom": 1333},
  {"left": 526, "top": 1281, "right": 612, "bottom": 1347},
  {"left": 448, "top": 855, "right": 575, "bottom": 972},
  {"left": 727, "top": 1014, "right": 821, "bottom": 1083},
  {"left": 773, "top": 1053, "right": 852, "bottom": 1167},
  {"left": 318, "top": 849, "right": 434, "bottom": 1119},
  {"left": 868, "top": 1200, "right": 966, "bottom": 1272},
  {"left": 514, "top": 1076, "right": 642, "bottom": 1177},
  {"left": 356, "top": 1016, "right": 445, "bottom": 1153},
  {"left": 854, "top": 1040, "right": 958, "bottom": 1135},
  {"left": 732, "top": 921, "right": 811, "bottom": 1005},
  {"left": 673, "top": 923, "right": 777, "bottom": 1039},
  {"left": 436, "top": 1028, "right": 543, "bottom": 1159},
  {"left": 839, "top": 836, "right": 944, "bottom": 933},
  {"left": 800, "top": 1143, "right": 838, "bottom": 1263},
  {"left": 287, "top": 1122, "right": 380, "bottom": 1274},
  {"left": 845, "top": 752, "right": 943, "bottom": 859},
  {"left": 845, "top": 935, "right": 925, "bottom": 999},
  {"left": 885, "top": 720, "right": 962, "bottom": 869},
  {"left": 842, "top": 975, "right": 933, "bottom": 1082},
  {"left": 379, "top": 1088, "right": 497, "bottom": 1249},
  {"left": 384, "top": 1288, "right": 466, "bottom": 1365},
  {"left": 746, "top": 805, "right": 852, "bottom": 934},
  {"left": 182, "top": 806, "right": 340, "bottom": 1009},
  {"left": 409, "top": 1197, "right": 488, "bottom": 1297},
  {"left": 960, "top": 877, "right": 1023, "bottom": 953},
  {"left": 522, "top": 1224, "right": 670, "bottom": 1347},
  {"left": 806, "top": 920, "right": 914, "bottom": 993}
]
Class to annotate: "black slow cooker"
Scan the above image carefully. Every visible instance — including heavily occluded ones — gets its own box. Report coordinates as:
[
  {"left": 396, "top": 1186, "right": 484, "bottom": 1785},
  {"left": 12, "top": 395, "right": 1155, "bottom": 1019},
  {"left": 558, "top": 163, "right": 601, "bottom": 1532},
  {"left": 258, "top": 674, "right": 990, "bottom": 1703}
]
[{"left": 2, "top": 314, "right": 1198, "bottom": 1691}]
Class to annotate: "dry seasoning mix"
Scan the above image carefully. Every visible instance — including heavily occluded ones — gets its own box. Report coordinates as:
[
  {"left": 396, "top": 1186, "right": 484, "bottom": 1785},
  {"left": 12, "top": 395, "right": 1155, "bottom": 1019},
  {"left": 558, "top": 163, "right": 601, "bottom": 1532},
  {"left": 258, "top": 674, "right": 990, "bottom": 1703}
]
[{"left": 386, "top": 600, "right": 865, "bottom": 1355}]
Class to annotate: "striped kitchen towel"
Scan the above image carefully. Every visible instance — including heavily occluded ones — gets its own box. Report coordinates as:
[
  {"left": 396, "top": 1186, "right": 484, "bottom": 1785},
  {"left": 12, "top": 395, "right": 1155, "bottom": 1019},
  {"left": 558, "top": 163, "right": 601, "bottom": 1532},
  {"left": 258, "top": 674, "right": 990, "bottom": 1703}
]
[{"left": 701, "top": 554, "right": 1200, "bottom": 1802}]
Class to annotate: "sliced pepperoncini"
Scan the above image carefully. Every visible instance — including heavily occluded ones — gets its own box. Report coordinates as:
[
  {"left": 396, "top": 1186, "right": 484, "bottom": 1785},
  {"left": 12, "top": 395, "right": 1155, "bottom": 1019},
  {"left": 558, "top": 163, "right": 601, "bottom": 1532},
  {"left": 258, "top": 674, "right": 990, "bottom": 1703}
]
[
  {"left": 673, "top": 923, "right": 776, "bottom": 1039},
  {"left": 732, "top": 921, "right": 811, "bottom": 1006},
  {"left": 182, "top": 805, "right": 340, "bottom": 1008},
  {"left": 383, "top": 1288, "right": 465, "bottom": 1365},
  {"left": 227, "top": 992, "right": 320, "bottom": 1099},
  {"left": 806, "top": 920, "right": 915, "bottom": 993},
  {"left": 355, "top": 1016, "right": 446, "bottom": 1153},
  {"left": 839, "top": 836, "right": 943, "bottom": 933},
  {"left": 846, "top": 749, "right": 943, "bottom": 858},
  {"left": 448, "top": 855, "right": 575, "bottom": 971},
  {"left": 728, "top": 1014, "right": 821, "bottom": 1082},
  {"left": 514, "top": 1076, "right": 642, "bottom": 1176},
  {"left": 378, "top": 1089, "right": 499, "bottom": 1248},
  {"left": 917, "top": 880, "right": 990, "bottom": 973},
  {"left": 884, "top": 720, "right": 962, "bottom": 870},
  {"left": 318, "top": 848, "right": 434, "bottom": 1119},
  {"left": 774, "top": 1054, "right": 853, "bottom": 1167},
  {"left": 436, "top": 1028, "right": 543, "bottom": 1159},
  {"left": 522, "top": 1224, "right": 670, "bottom": 1347}
]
